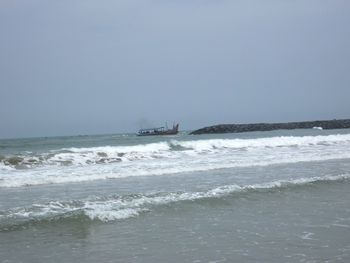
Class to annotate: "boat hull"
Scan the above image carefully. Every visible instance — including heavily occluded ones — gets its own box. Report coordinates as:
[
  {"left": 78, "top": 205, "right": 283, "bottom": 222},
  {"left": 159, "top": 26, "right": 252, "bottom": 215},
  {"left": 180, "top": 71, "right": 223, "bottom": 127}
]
[{"left": 137, "top": 124, "right": 179, "bottom": 136}]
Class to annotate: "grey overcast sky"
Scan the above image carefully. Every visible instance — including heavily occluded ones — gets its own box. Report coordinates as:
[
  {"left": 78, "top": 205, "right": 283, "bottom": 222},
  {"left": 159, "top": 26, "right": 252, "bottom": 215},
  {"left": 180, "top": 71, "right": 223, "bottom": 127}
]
[{"left": 0, "top": 0, "right": 349, "bottom": 138}]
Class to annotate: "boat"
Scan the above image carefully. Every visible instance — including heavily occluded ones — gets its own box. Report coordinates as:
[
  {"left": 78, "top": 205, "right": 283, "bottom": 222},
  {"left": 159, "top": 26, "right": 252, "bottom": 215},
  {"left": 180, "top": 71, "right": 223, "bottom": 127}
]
[{"left": 137, "top": 123, "right": 179, "bottom": 136}]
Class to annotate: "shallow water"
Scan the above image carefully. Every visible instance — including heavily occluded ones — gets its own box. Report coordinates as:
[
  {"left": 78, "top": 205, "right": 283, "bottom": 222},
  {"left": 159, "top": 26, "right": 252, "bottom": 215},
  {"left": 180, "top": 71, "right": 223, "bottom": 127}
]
[{"left": 1, "top": 129, "right": 350, "bottom": 262}]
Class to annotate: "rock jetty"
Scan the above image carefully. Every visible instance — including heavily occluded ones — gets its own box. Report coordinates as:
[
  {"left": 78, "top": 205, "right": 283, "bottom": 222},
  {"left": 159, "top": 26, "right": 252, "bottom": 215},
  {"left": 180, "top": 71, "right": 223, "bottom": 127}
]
[{"left": 190, "top": 119, "right": 350, "bottom": 135}]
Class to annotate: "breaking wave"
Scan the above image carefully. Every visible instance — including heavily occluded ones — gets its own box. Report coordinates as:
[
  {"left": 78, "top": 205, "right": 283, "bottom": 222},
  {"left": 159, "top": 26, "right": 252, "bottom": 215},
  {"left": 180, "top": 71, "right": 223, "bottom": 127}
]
[
  {"left": 1, "top": 173, "right": 349, "bottom": 230},
  {"left": 1, "top": 134, "right": 350, "bottom": 187},
  {"left": 1, "top": 134, "right": 350, "bottom": 169}
]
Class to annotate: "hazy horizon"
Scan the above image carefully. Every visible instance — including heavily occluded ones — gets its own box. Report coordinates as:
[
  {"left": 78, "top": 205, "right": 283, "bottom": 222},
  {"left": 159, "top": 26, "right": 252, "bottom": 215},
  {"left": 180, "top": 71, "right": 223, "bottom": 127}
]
[
  {"left": 1, "top": 117, "right": 350, "bottom": 140},
  {"left": 1, "top": 0, "right": 349, "bottom": 139}
]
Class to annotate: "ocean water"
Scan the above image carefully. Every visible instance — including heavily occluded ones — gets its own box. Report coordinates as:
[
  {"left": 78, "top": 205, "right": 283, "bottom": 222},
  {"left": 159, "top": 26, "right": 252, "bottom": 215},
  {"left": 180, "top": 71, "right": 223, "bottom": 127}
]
[{"left": 1, "top": 129, "right": 350, "bottom": 262}]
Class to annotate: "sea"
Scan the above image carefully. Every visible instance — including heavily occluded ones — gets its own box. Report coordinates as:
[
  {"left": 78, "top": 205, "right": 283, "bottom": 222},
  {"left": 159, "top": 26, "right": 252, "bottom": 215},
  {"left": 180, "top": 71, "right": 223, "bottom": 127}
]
[{"left": 1, "top": 128, "right": 350, "bottom": 263}]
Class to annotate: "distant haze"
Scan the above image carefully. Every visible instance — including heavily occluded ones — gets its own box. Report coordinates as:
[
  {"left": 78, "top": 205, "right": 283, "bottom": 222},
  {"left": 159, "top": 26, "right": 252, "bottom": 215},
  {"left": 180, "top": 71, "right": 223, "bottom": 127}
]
[{"left": 1, "top": 0, "right": 349, "bottom": 138}]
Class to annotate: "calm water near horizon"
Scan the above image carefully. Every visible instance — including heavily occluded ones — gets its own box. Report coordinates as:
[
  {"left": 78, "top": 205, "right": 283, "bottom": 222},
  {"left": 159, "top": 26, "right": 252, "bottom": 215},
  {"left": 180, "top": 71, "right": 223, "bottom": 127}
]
[{"left": 1, "top": 129, "right": 350, "bottom": 262}]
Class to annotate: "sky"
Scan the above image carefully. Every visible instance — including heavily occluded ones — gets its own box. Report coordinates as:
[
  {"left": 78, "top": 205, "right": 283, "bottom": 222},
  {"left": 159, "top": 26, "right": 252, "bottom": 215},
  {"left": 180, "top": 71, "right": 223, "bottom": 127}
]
[{"left": 0, "top": 0, "right": 349, "bottom": 138}]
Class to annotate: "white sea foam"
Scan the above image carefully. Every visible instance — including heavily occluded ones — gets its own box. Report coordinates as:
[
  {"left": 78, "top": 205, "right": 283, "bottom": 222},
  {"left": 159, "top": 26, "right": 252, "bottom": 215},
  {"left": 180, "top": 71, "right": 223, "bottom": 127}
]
[
  {"left": 2, "top": 134, "right": 350, "bottom": 168},
  {"left": 170, "top": 134, "right": 350, "bottom": 151},
  {"left": 1, "top": 134, "right": 350, "bottom": 187},
  {"left": 1, "top": 174, "right": 349, "bottom": 225},
  {"left": 65, "top": 142, "right": 171, "bottom": 154}
]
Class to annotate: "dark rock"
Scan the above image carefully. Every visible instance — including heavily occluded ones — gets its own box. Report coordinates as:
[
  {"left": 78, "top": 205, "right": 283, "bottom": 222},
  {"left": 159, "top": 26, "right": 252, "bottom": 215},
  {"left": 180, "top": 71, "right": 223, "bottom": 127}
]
[
  {"left": 190, "top": 119, "right": 350, "bottom": 135},
  {"left": 97, "top": 152, "right": 108, "bottom": 157},
  {"left": 97, "top": 158, "right": 121, "bottom": 164},
  {"left": 4, "top": 156, "right": 24, "bottom": 166}
]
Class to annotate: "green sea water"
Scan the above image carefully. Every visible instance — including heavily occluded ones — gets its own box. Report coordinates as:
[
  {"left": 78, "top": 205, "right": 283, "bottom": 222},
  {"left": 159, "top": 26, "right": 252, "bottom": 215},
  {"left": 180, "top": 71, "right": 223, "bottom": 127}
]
[{"left": 1, "top": 129, "right": 350, "bottom": 262}]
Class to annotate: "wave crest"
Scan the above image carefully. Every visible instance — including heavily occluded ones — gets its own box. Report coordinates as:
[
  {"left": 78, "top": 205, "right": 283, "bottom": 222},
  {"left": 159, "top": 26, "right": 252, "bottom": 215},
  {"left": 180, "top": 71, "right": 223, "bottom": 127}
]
[
  {"left": 1, "top": 173, "right": 349, "bottom": 230},
  {"left": 1, "top": 134, "right": 350, "bottom": 187},
  {"left": 1, "top": 134, "right": 350, "bottom": 169}
]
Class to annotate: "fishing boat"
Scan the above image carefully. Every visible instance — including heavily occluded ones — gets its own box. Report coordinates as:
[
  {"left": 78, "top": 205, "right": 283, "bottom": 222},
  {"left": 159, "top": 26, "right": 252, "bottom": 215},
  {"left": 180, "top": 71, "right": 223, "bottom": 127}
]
[{"left": 137, "top": 123, "right": 179, "bottom": 136}]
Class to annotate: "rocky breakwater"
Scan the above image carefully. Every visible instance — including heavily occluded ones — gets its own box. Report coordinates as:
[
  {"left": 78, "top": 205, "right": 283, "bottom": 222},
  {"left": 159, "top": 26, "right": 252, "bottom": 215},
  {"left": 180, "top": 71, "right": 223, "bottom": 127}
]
[{"left": 190, "top": 119, "right": 350, "bottom": 135}]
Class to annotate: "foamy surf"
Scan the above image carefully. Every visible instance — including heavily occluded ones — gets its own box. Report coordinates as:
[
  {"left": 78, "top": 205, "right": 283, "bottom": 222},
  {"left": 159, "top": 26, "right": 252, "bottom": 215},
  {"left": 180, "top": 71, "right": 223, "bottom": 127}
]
[
  {"left": 171, "top": 133, "right": 350, "bottom": 151},
  {"left": 1, "top": 173, "right": 349, "bottom": 229},
  {"left": 1, "top": 133, "right": 350, "bottom": 187},
  {"left": 1, "top": 134, "right": 350, "bottom": 168}
]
